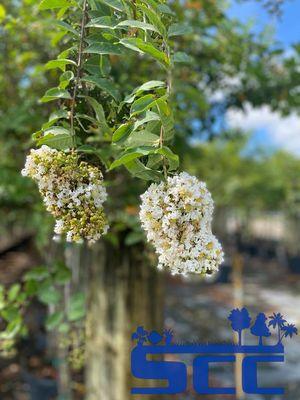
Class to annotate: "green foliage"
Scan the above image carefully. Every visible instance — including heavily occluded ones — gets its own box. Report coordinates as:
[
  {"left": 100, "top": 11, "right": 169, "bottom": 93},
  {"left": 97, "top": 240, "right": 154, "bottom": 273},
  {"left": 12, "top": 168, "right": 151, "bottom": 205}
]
[
  {"left": 184, "top": 135, "right": 300, "bottom": 213},
  {"left": 1, "top": 0, "right": 300, "bottom": 352}
]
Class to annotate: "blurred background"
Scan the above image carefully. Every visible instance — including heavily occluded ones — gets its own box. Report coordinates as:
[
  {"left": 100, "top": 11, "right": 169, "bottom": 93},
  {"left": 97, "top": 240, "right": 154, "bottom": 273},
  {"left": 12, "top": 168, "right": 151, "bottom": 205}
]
[{"left": 0, "top": 0, "right": 300, "bottom": 399}]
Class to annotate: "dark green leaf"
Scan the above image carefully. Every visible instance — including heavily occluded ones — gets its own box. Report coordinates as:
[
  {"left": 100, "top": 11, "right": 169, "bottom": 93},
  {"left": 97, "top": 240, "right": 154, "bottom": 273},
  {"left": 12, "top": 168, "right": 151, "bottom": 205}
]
[
  {"left": 125, "top": 231, "right": 144, "bottom": 246},
  {"left": 99, "top": 0, "right": 125, "bottom": 12},
  {"left": 112, "top": 122, "right": 133, "bottom": 142},
  {"left": 55, "top": 20, "right": 80, "bottom": 37},
  {"left": 126, "top": 130, "right": 160, "bottom": 147},
  {"left": 130, "top": 94, "right": 156, "bottom": 116},
  {"left": 46, "top": 59, "right": 76, "bottom": 71},
  {"left": 138, "top": 4, "right": 167, "bottom": 37},
  {"left": 82, "top": 76, "right": 120, "bottom": 101},
  {"left": 119, "top": 38, "right": 169, "bottom": 66},
  {"left": 125, "top": 159, "right": 162, "bottom": 181},
  {"left": 37, "top": 133, "right": 73, "bottom": 150},
  {"left": 24, "top": 266, "right": 49, "bottom": 281},
  {"left": 38, "top": 286, "right": 61, "bottom": 305},
  {"left": 41, "top": 87, "right": 71, "bottom": 102},
  {"left": 84, "top": 42, "right": 125, "bottom": 56},
  {"left": 117, "top": 20, "right": 158, "bottom": 33},
  {"left": 46, "top": 311, "right": 64, "bottom": 330},
  {"left": 155, "top": 146, "right": 179, "bottom": 170},
  {"left": 109, "top": 147, "right": 152, "bottom": 170},
  {"left": 86, "top": 16, "right": 117, "bottom": 29}
]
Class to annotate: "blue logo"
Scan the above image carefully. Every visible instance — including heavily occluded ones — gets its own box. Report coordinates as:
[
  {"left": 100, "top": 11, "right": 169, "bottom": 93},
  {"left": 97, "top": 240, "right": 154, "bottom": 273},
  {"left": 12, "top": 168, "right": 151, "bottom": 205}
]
[{"left": 131, "top": 309, "right": 297, "bottom": 395}]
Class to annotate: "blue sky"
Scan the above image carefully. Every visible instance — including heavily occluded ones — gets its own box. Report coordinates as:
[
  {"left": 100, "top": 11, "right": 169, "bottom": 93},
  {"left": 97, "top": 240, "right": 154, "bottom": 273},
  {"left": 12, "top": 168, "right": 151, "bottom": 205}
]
[
  {"left": 229, "top": 0, "right": 300, "bottom": 47},
  {"left": 225, "top": 0, "right": 300, "bottom": 155}
]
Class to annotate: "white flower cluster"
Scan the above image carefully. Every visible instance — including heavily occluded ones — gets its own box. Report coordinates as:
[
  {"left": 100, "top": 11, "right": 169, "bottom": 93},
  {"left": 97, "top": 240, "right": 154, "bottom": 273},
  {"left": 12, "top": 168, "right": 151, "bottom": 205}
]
[
  {"left": 140, "top": 172, "right": 224, "bottom": 275},
  {"left": 21, "top": 145, "right": 108, "bottom": 244}
]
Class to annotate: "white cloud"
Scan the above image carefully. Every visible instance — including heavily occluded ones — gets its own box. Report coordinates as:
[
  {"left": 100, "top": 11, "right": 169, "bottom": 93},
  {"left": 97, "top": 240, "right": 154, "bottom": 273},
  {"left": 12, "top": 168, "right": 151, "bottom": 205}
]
[{"left": 226, "top": 103, "right": 300, "bottom": 155}]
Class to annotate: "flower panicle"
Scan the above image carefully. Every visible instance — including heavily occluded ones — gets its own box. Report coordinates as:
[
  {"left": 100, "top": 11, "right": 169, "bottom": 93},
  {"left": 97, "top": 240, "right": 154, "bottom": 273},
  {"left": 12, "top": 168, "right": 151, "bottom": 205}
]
[
  {"left": 139, "top": 172, "right": 224, "bottom": 275},
  {"left": 21, "top": 145, "right": 109, "bottom": 244}
]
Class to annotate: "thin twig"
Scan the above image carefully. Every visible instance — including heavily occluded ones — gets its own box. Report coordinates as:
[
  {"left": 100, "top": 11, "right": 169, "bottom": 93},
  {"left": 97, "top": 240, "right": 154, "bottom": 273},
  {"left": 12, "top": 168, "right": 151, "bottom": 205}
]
[
  {"left": 160, "top": 125, "right": 168, "bottom": 180},
  {"left": 70, "top": 0, "right": 88, "bottom": 147},
  {"left": 159, "top": 41, "right": 173, "bottom": 180}
]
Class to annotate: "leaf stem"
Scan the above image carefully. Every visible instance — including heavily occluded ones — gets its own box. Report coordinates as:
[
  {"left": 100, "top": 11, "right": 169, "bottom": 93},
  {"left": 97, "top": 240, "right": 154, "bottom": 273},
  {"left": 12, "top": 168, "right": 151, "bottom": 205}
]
[{"left": 70, "top": 0, "right": 88, "bottom": 148}]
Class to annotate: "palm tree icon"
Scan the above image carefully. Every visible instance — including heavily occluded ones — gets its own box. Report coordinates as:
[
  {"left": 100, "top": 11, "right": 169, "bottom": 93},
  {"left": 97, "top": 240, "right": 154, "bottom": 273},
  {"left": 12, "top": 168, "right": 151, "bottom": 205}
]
[
  {"left": 280, "top": 324, "right": 298, "bottom": 341},
  {"left": 268, "top": 313, "right": 286, "bottom": 344}
]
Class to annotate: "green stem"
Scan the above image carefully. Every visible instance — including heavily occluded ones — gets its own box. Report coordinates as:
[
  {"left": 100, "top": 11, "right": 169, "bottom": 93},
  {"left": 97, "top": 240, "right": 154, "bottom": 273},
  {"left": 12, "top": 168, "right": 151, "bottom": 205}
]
[{"left": 70, "top": 0, "right": 88, "bottom": 147}]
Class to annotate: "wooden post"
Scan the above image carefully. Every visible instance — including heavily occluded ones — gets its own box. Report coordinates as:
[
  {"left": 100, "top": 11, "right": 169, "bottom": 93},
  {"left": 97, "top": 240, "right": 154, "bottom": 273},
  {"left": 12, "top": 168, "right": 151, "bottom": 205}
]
[
  {"left": 232, "top": 253, "right": 245, "bottom": 400},
  {"left": 85, "top": 241, "right": 163, "bottom": 400}
]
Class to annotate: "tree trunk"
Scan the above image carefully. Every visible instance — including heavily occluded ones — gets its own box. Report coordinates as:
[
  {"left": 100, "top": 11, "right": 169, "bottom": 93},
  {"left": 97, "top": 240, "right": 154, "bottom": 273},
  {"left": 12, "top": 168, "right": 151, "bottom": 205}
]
[{"left": 85, "top": 241, "right": 163, "bottom": 400}]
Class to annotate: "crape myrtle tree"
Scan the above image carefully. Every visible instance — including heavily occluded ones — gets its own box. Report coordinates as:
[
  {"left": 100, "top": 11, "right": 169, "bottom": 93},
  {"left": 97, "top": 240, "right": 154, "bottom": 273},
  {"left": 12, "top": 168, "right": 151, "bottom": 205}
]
[
  {"left": 1, "top": 0, "right": 300, "bottom": 399},
  {"left": 18, "top": 0, "right": 226, "bottom": 398}
]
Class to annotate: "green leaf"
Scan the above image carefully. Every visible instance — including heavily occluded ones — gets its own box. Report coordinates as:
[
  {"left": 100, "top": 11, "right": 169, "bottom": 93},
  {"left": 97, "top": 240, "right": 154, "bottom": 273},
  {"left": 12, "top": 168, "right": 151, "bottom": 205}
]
[
  {"left": 157, "top": 4, "right": 175, "bottom": 15},
  {"left": 138, "top": 4, "right": 167, "bottom": 37},
  {"left": 125, "top": 159, "right": 162, "bottom": 181},
  {"left": 43, "top": 126, "right": 71, "bottom": 136},
  {"left": 112, "top": 123, "right": 133, "bottom": 143},
  {"left": 156, "top": 97, "right": 174, "bottom": 135},
  {"left": 8, "top": 284, "right": 21, "bottom": 302},
  {"left": 117, "top": 20, "right": 158, "bottom": 33},
  {"left": 133, "top": 111, "right": 160, "bottom": 130},
  {"left": 39, "top": 0, "right": 76, "bottom": 10},
  {"left": 84, "top": 42, "right": 125, "bottom": 56},
  {"left": 46, "top": 58, "right": 76, "bottom": 72},
  {"left": 119, "top": 38, "right": 169, "bottom": 66},
  {"left": 46, "top": 311, "right": 64, "bottom": 330},
  {"left": 42, "top": 111, "right": 69, "bottom": 127},
  {"left": 59, "top": 70, "right": 74, "bottom": 89},
  {"left": 1, "top": 306, "right": 20, "bottom": 322},
  {"left": 53, "top": 268, "right": 72, "bottom": 285},
  {"left": 38, "top": 133, "right": 73, "bottom": 150},
  {"left": 168, "top": 23, "right": 193, "bottom": 37},
  {"left": 83, "top": 97, "right": 105, "bottom": 123},
  {"left": 130, "top": 94, "right": 156, "bottom": 116},
  {"left": 125, "top": 231, "right": 144, "bottom": 246},
  {"left": 38, "top": 286, "right": 61, "bottom": 305},
  {"left": 24, "top": 280, "right": 38, "bottom": 296},
  {"left": 173, "top": 52, "right": 193, "bottom": 64},
  {"left": 99, "top": 0, "right": 125, "bottom": 12},
  {"left": 24, "top": 266, "right": 49, "bottom": 281},
  {"left": 155, "top": 146, "right": 179, "bottom": 170},
  {"left": 67, "top": 292, "right": 85, "bottom": 322},
  {"left": 55, "top": 20, "right": 80, "bottom": 37},
  {"left": 82, "top": 76, "right": 120, "bottom": 101},
  {"left": 41, "top": 87, "right": 71, "bottom": 103},
  {"left": 126, "top": 130, "right": 160, "bottom": 147},
  {"left": 109, "top": 147, "right": 152, "bottom": 170},
  {"left": 58, "top": 323, "right": 69, "bottom": 333},
  {"left": 86, "top": 16, "right": 117, "bottom": 29},
  {"left": 84, "top": 55, "right": 111, "bottom": 76},
  {"left": 124, "top": 80, "right": 165, "bottom": 104}
]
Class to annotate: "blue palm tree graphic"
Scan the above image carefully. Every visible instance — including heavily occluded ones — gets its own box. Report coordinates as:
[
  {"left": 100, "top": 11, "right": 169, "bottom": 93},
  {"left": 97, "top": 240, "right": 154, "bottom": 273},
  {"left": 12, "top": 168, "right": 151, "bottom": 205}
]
[
  {"left": 280, "top": 324, "right": 298, "bottom": 340},
  {"left": 268, "top": 313, "right": 287, "bottom": 343}
]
